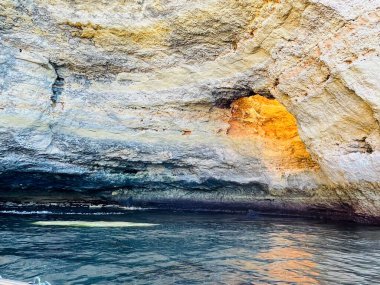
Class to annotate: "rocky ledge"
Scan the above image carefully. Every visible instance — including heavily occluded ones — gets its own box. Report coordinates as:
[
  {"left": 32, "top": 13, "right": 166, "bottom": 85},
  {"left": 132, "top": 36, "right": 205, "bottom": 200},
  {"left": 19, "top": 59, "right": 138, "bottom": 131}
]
[{"left": 0, "top": 0, "right": 379, "bottom": 223}]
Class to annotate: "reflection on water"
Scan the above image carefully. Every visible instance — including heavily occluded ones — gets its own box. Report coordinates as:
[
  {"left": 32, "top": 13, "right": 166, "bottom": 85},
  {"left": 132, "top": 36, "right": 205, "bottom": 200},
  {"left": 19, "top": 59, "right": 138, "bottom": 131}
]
[
  {"left": 225, "top": 233, "right": 319, "bottom": 285},
  {"left": 255, "top": 233, "right": 319, "bottom": 284},
  {"left": 0, "top": 210, "right": 379, "bottom": 284}
]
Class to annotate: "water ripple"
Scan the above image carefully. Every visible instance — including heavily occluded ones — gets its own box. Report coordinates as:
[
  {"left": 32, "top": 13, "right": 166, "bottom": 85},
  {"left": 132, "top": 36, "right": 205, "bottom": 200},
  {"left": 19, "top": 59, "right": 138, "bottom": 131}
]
[{"left": 0, "top": 212, "right": 379, "bottom": 284}]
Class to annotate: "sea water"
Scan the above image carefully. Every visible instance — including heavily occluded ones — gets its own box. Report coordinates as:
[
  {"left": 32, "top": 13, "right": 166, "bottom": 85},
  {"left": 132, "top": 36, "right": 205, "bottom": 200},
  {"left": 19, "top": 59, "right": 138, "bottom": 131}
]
[{"left": 0, "top": 210, "right": 379, "bottom": 284}]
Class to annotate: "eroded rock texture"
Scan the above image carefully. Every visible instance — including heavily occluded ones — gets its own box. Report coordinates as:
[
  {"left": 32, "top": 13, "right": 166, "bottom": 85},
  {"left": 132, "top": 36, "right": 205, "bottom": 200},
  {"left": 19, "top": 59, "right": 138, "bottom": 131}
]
[{"left": 0, "top": 0, "right": 379, "bottom": 222}]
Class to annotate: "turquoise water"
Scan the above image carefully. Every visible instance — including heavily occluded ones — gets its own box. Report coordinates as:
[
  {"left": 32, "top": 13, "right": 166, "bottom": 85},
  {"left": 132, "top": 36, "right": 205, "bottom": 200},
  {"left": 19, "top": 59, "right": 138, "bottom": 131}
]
[{"left": 0, "top": 210, "right": 380, "bottom": 284}]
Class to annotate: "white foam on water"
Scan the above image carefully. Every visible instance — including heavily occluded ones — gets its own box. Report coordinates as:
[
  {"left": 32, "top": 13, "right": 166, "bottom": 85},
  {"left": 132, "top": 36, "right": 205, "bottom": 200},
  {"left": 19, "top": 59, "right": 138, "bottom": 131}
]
[
  {"left": 0, "top": 210, "right": 127, "bottom": 215},
  {"left": 32, "top": 221, "right": 159, "bottom": 227},
  {"left": 0, "top": 210, "right": 54, "bottom": 215},
  {"left": 0, "top": 207, "right": 152, "bottom": 216}
]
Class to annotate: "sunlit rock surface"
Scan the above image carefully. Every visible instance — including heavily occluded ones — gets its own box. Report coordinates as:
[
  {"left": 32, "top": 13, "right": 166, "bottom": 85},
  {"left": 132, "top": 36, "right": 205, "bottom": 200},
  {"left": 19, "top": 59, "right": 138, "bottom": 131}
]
[{"left": 0, "top": 0, "right": 379, "bottom": 222}]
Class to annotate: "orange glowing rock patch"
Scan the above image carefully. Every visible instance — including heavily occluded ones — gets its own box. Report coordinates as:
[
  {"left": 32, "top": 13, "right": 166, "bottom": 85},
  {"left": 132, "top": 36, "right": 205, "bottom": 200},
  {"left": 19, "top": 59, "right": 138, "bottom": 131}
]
[{"left": 228, "top": 95, "right": 318, "bottom": 171}]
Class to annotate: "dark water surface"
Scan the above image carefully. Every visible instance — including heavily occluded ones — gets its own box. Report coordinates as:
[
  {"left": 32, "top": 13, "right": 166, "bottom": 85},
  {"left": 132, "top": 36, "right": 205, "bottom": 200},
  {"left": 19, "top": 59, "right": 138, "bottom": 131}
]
[{"left": 0, "top": 210, "right": 380, "bottom": 284}]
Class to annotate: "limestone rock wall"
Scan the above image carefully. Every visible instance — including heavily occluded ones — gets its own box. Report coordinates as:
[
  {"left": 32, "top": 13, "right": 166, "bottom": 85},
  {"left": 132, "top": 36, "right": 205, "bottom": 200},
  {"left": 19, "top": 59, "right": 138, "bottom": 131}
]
[{"left": 0, "top": 0, "right": 379, "bottom": 222}]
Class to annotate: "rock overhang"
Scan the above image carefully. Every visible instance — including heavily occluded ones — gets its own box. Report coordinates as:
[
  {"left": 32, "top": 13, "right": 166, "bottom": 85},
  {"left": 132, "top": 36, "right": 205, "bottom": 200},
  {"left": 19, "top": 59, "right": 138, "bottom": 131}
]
[{"left": 0, "top": 0, "right": 379, "bottom": 222}]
